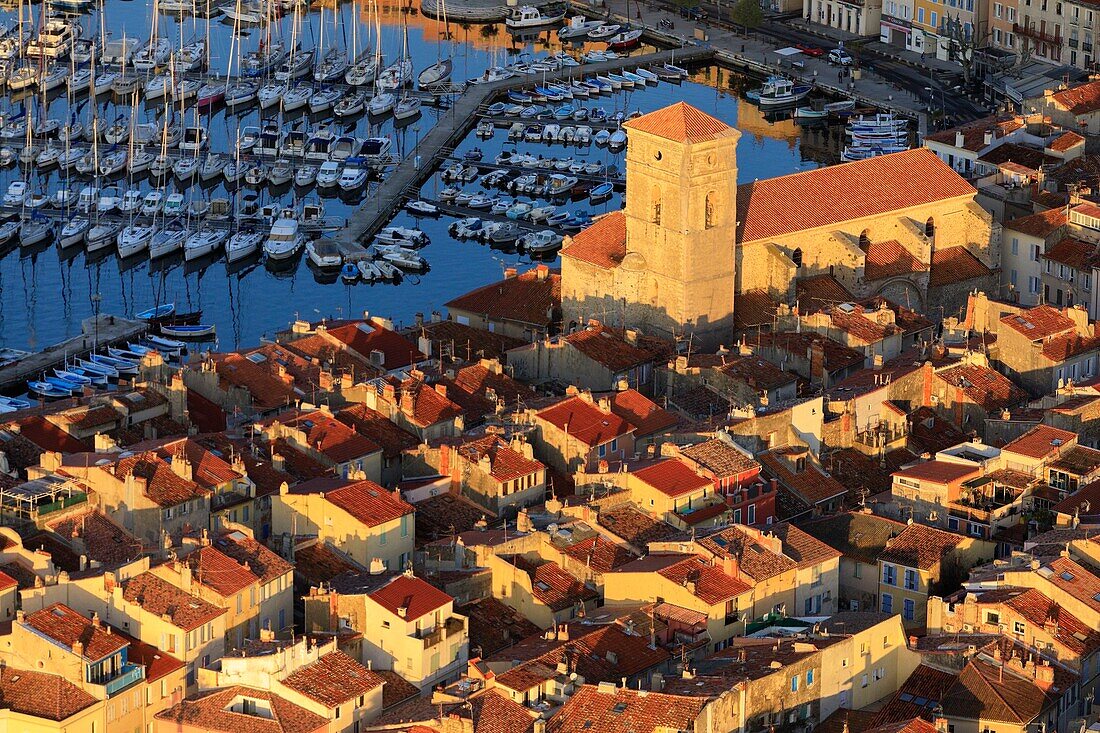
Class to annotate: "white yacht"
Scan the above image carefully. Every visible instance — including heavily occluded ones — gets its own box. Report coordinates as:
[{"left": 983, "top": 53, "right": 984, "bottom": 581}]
[{"left": 264, "top": 213, "right": 305, "bottom": 260}]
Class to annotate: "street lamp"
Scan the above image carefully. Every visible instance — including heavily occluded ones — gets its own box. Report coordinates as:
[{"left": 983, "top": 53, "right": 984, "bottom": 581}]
[{"left": 90, "top": 293, "right": 101, "bottom": 351}]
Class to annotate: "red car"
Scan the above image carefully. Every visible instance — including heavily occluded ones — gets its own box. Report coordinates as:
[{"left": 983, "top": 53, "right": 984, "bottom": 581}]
[{"left": 796, "top": 43, "right": 825, "bottom": 57}]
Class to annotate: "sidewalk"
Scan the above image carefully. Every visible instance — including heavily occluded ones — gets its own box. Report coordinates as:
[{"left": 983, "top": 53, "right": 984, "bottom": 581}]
[{"left": 785, "top": 17, "right": 963, "bottom": 78}]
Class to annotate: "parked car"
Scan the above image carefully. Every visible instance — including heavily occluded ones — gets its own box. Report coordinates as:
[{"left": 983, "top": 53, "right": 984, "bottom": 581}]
[
  {"left": 796, "top": 43, "right": 824, "bottom": 57},
  {"left": 828, "top": 48, "right": 854, "bottom": 65},
  {"left": 679, "top": 5, "right": 707, "bottom": 19}
]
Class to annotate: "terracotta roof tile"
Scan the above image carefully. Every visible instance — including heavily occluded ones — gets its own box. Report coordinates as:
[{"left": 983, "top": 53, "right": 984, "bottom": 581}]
[
  {"left": 606, "top": 389, "right": 679, "bottom": 437},
  {"left": 770, "top": 523, "right": 843, "bottom": 568},
  {"left": 1044, "top": 237, "right": 1100, "bottom": 271},
  {"left": 989, "top": 588, "right": 1100, "bottom": 655},
  {"left": 798, "top": 512, "right": 907, "bottom": 564},
  {"left": 654, "top": 554, "right": 751, "bottom": 604},
  {"left": 598, "top": 504, "right": 686, "bottom": 548},
  {"left": 1043, "top": 556, "right": 1100, "bottom": 612},
  {"left": 1051, "top": 79, "right": 1100, "bottom": 114},
  {"left": 564, "top": 323, "right": 671, "bottom": 372},
  {"left": 680, "top": 437, "right": 759, "bottom": 478},
  {"left": 1040, "top": 330, "right": 1100, "bottom": 361},
  {"left": 929, "top": 247, "right": 994, "bottom": 287},
  {"left": 128, "top": 436, "right": 244, "bottom": 490},
  {"left": 291, "top": 542, "right": 361, "bottom": 585},
  {"left": 445, "top": 266, "right": 561, "bottom": 328},
  {"left": 560, "top": 211, "right": 626, "bottom": 269},
  {"left": 879, "top": 523, "right": 965, "bottom": 569},
  {"left": 506, "top": 556, "right": 599, "bottom": 611},
  {"left": 622, "top": 102, "right": 733, "bottom": 143},
  {"left": 734, "top": 288, "right": 780, "bottom": 330},
  {"left": 796, "top": 274, "right": 854, "bottom": 314},
  {"left": 336, "top": 403, "right": 420, "bottom": 459},
  {"left": 1000, "top": 306, "right": 1075, "bottom": 341},
  {"left": 269, "top": 409, "right": 380, "bottom": 464},
  {"left": 758, "top": 451, "right": 848, "bottom": 505},
  {"left": 368, "top": 574, "right": 453, "bottom": 619},
  {"left": 457, "top": 435, "right": 544, "bottom": 482},
  {"left": 633, "top": 458, "right": 712, "bottom": 498},
  {"left": 936, "top": 363, "right": 1027, "bottom": 413},
  {"left": 0, "top": 667, "right": 98, "bottom": 721},
  {"left": 292, "top": 477, "right": 414, "bottom": 528},
  {"left": 404, "top": 320, "right": 527, "bottom": 363},
  {"left": 737, "top": 149, "right": 974, "bottom": 243},
  {"left": 107, "top": 451, "right": 211, "bottom": 507},
  {"left": 1002, "top": 424, "right": 1077, "bottom": 459},
  {"left": 459, "top": 596, "right": 541, "bottom": 657},
  {"left": 156, "top": 686, "right": 328, "bottom": 733},
  {"left": 391, "top": 378, "right": 465, "bottom": 429},
  {"left": 123, "top": 571, "right": 226, "bottom": 631},
  {"left": 698, "top": 526, "right": 796, "bottom": 581},
  {"left": 547, "top": 684, "right": 707, "bottom": 733},
  {"left": 924, "top": 115, "right": 1025, "bottom": 152},
  {"left": 212, "top": 533, "right": 293, "bottom": 585},
  {"left": 748, "top": 332, "right": 865, "bottom": 373},
  {"left": 24, "top": 603, "right": 129, "bottom": 661},
  {"left": 559, "top": 536, "right": 638, "bottom": 573},
  {"left": 45, "top": 508, "right": 143, "bottom": 568},
  {"left": 892, "top": 460, "right": 981, "bottom": 484},
  {"left": 213, "top": 353, "right": 299, "bottom": 412},
  {"left": 323, "top": 321, "right": 425, "bottom": 370},
  {"left": 536, "top": 396, "right": 634, "bottom": 447},
  {"left": 1050, "top": 130, "right": 1086, "bottom": 152},
  {"left": 280, "top": 650, "right": 384, "bottom": 708},
  {"left": 863, "top": 239, "right": 927, "bottom": 281},
  {"left": 13, "top": 415, "right": 91, "bottom": 453},
  {"left": 1003, "top": 207, "right": 1067, "bottom": 238}
]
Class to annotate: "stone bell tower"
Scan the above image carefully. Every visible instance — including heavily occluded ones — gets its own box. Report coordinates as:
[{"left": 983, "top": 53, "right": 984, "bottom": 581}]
[{"left": 620, "top": 102, "right": 740, "bottom": 349}]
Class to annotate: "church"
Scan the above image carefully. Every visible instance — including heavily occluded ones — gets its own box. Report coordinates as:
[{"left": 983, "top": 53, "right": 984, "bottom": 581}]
[{"left": 559, "top": 103, "right": 998, "bottom": 350}]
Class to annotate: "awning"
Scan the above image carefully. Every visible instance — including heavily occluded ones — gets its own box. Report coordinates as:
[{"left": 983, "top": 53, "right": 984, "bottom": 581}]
[
  {"left": 774, "top": 46, "right": 804, "bottom": 56},
  {"left": 880, "top": 18, "right": 911, "bottom": 32}
]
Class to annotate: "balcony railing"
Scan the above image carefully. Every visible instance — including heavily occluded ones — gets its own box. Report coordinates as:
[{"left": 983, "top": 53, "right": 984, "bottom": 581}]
[
  {"left": 105, "top": 665, "right": 144, "bottom": 696},
  {"left": 1013, "top": 22, "right": 1063, "bottom": 44}
]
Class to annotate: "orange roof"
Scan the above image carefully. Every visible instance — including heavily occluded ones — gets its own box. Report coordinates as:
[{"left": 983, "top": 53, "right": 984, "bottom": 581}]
[
  {"left": 310, "top": 477, "right": 414, "bottom": 528},
  {"left": 1051, "top": 79, "right": 1100, "bottom": 114},
  {"left": 929, "top": 247, "right": 994, "bottom": 287},
  {"left": 1002, "top": 424, "right": 1077, "bottom": 458},
  {"left": 24, "top": 604, "right": 129, "bottom": 661},
  {"left": 1000, "top": 305, "right": 1075, "bottom": 340},
  {"left": 1049, "top": 131, "right": 1086, "bottom": 152},
  {"left": 608, "top": 388, "right": 679, "bottom": 437},
  {"left": 188, "top": 546, "right": 259, "bottom": 597},
  {"left": 325, "top": 321, "right": 425, "bottom": 370},
  {"left": 1003, "top": 207, "right": 1067, "bottom": 238},
  {"left": 892, "top": 460, "right": 980, "bottom": 485},
  {"left": 369, "top": 574, "right": 452, "bottom": 620},
  {"left": 560, "top": 211, "right": 626, "bottom": 269},
  {"left": 862, "top": 239, "right": 926, "bottom": 281},
  {"left": 456, "top": 435, "right": 544, "bottom": 482},
  {"left": 622, "top": 102, "right": 734, "bottom": 143},
  {"left": 536, "top": 395, "right": 634, "bottom": 447},
  {"left": 632, "top": 458, "right": 712, "bottom": 498},
  {"left": 737, "top": 148, "right": 975, "bottom": 243}
]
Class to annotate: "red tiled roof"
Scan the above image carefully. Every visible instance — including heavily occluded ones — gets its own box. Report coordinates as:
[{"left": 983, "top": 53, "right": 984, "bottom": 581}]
[
  {"left": 936, "top": 363, "right": 1027, "bottom": 413},
  {"left": 929, "top": 247, "right": 993, "bottom": 288},
  {"left": 324, "top": 321, "right": 425, "bottom": 370},
  {"left": 296, "top": 477, "right": 414, "bottom": 528},
  {"left": 45, "top": 508, "right": 143, "bottom": 568},
  {"left": 656, "top": 554, "right": 751, "bottom": 604},
  {"left": 559, "top": 536, "right": 638, "bottom": 573},
  {"left": 862, "top": 239, "right": 926, "bottom": 281},
  {"left": 735, "top": 288, "right": 780, "bottom": 329},
  {"left": 560, "top": 211, "right": 626, "bottom": 269},
  {"left": 273, "top": 410, "right": 380, "bottom": 463},
  {"left": 188, "top": 546, "right": 259, "bottom": 597},
  {"left": 129, "top": 436, "right": 244, "bottom": 490},
  {"left": 14, "top": 416, "right": 91, "bottom": 453},
  {"left": 607, "top": 389, "right": 678, "bottom": 437},
  {"left": 0, "top": 667, "right": 97, "bottom": 721},
  {"left": 622, "top": 102, "right": 733, "bottom": 143},
  {"left": 1050, "top": 131, "right": 1086, "bottom": 152},
  {"left": 680, "top": 438, "right": 759, "bottom": 478},
  {"left": 698, "top": 527, "right": 796, "bottom": 581},
  {"left": 213, "top": 533, "right": 293, "bottom": 585},
  {"left": 880, "top": 524, "right": 964, "bottom": 569},
  {"left": 336, "top": 403, "right": 420, "bottom": 459},
  {"left": 457, "top": 435, "right": 544, "bottom": 482},
  {"left": 892, "top": 460, "right": 981, "bottom": 485},
  {"left": 1044, "top": 556, "right": 1100, "bottom": 612},
  {"left": 1043, "top": 236, "right": 1100, "bottom": 271},
  {"left": 1041, "top": 330, "right": 1100, "bottom": 361},
  {"left": 0, "top": 570, "right": 15, "bottom": 592},
  {"left": 1000, "top": 306, "right": 1075, "bottom": 340},
  {"left": 796, "top": 274, "right": 854, "bottom": 314},
  {"left": 123, "top": 572, "right": 226, "bottom": 631},
  {"left": 997, "top": 588, "right": 1100, "bottom": 655},
  {"left": 923, "top": 115, "right": 1025, "bottom": 152},
  {"left": 508, "top": 556, "right": 599, "bottom": 611},
  {"left": 633, "top": 459, "right": 711, "bottom": 498},
  {"left": 1003, "top": 207, "right": 1067, "bottom": 238},
  {"left": 156, "top": 686, "right": 328, "bottom": 733},
  {"left": 445, "top": 266, "right": 561, "bottom": 328},
  {"left": 564, "top": 323, "right": 668, "bottom": 372},
  {"left": 771, "top": 523, "right": 843, "bottom": 568},
  {"left": 758, "top": 451, "right": 848, "bottom": 506},
  {"left": 187, "top": 388, "right": 227, "bottom": 433},
  {"left": 737, "top": 149, "right": 974, "bottom": 243},
  {"left": 24, "top": 604, "right": 128, "bottom": 661},
  {"left": 280, "top": 650, "right": 384, "bottom": 708},
  {"left": 547, "top": 684, "right": 706, "bottom": 733},
  {"left": 1002, "top": 424, "right": 1077, "bottom": 458},
  {"left": 121, "top": 631, "right": 184, "bottom": 682},
  {"left": 213, "top": 353, "right": 298, "bottom": 411},
  {"left": 1051, "top": 79, "right": 1100, "bottom": 114},
  {"left": 368, "top": 574, "right": 452, "bottom": 620},
  {"left": 536, "top": 396, "right": 634, "bottom": 447},
  {"left": 393, "top": 378, "right": 465, "bottom": 429},
  {"left": 109, "top": 451, "right": 211, "bottom": 507}
]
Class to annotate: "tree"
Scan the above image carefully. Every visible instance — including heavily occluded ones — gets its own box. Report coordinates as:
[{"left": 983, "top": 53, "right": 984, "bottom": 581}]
[
  {"left": 940, "top": 14, "right": 992, "bottom": 85},
  {"left": 729, "top": 0, "right": 763, "bottom": 29}
]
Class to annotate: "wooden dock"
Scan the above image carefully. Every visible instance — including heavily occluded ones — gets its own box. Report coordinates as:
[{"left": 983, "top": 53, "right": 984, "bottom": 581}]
[
  {"left": 0, "top": 315, "right": 147, "bottom": 392},
  {"left": 338, "top": 46, "right": 714, "bottom": 253}
]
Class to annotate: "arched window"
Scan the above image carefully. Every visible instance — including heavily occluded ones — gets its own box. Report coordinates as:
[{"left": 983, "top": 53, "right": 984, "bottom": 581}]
[
  {"left": 859, "top": 229, "right": 871, "bottom": 249},
  {"left": 705, "top": 191, "right": 716, "bottom": 229},
  {"left": 652, "top": 192, "right": 662, "bottom": 225},
  {"left": 925, "top": 217, "right": 935, "bottom": 238},
  {"left": 792, "top": 248, "right": 803, "bottom": 268}
]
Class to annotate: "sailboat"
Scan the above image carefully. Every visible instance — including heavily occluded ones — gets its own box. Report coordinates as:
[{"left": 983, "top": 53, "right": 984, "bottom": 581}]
[{"left": 417, "top": 0, "right": 452, "bottom": 89}]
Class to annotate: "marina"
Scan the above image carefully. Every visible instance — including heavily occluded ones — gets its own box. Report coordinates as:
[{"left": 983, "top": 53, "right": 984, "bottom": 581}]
[{"left": 0, "top": 0, "right": 884, "bottom": 368}]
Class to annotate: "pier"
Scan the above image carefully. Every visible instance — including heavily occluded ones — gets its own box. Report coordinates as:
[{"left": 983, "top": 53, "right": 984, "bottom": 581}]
[
  {"left": 337, "top": 46, "right": 713, "bottom": 255},
  {"left": 0, "top": 315, "right": 147, "bottom": 392}
]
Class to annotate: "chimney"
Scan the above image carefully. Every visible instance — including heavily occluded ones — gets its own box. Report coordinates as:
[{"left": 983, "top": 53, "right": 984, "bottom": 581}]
[
  {"left": 400, "top": 390, "right": 416, "bottom": 417},
  {"left": 434, "top": 384, "right": 447, "bottom": 399},
  {"left": 180, "top": 562, "right": 193, "bottom": 593},
  {"left": 1034, "top": 660, "right": 1055, "bottom": 690},
  {"left": 955, "top": 131, "right": 965, "bottom": 147},
  {"left": 72, "top": 640, "right": 84, "bottom": 657},
  {"left": 624, "top": 329, "right": 638, "bottom": 346},
  {"left": 984, "top": 129, "right": 994, "bottom": 146},
  {"left": 504, "top": 267, "right": 518, "bottom": 279},
  {"left": 382, "top": 383, "right": 397, "bottom": 405},
  {"left": 722, "top": 554, "right": 740, "bottom": 579},
  {"left": 91, "top": 612, "right": 101, "bottom": 629},
  {"left": 369, "top": 558, "right": 386, "bottom": 575},
  {"left": 271, "top": 453, "right": 285, "bottom": 472},
  {"left": 170, "top": 453, "right": 193, "bottom": 482},
  {"left": 535, "top": 264, "right": 549, "bottom": 281}
]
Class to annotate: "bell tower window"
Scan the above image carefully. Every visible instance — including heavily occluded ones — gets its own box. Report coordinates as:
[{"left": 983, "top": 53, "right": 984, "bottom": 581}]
[
  {"left": 792, "top": 248, "right": 803, "bottom": 268},
  {"left": 705, "top": 192, "right": 716, "bottom": 229},
  {"left": 652, "top": 192, "right": 661, "bottom": 225},
  {"left": 925, "top": 217, "right": 935, "bottom": 239}
]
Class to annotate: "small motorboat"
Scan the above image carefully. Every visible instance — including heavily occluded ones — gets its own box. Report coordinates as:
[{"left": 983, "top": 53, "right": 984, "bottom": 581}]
[
  {"left": 338, "top": 167, "right": 368, "bottom": 191},
  {"left": 376, "top": 226, "right": 428, "bottom": 247},
  {"left": 406, "top": 200, "right": 439, "bottom": 216},
  {"left": 159, "top": 324, "right": 216, "bottom": 339},
  {"left": 589, "top": 182, "right": 614, "bottom": 202},
  {"left": 0, "top": 395, "right": 32, "bottom": 412},
  {"left": 136, "top": 303, "right": 175, "bottom": 321},
  {"left": 28, "top": 381, "right": 71, "bottom": 399},
  {"left": 295, "top": 165, "right": 318, "bottom": 187},
  {"left": 340, "top": 262, "right": 359, "bottom": 282},
  {"left": 306, "top": 238, "right": 342, "bottom": 268}
]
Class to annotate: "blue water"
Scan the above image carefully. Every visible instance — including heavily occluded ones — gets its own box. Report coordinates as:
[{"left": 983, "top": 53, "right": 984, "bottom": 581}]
[{"left": 0, "top": 1, "right": 833, "bottom": 353}]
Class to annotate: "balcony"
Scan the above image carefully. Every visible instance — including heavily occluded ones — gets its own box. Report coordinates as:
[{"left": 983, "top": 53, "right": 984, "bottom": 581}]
[
  {"left": 104, "top": 664, "right": 144, "bottom": 696},
  {"left": 418, "top": 616, "right": 465, "bottom": 648},
  {"left": 1013, "top": 22, "right": 1063, "bottom": 44}
]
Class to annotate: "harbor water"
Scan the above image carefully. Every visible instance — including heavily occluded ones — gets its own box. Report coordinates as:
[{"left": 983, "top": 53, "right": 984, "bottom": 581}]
[{"left": 0, "top": 0, "right": 843, "bottom": 355}]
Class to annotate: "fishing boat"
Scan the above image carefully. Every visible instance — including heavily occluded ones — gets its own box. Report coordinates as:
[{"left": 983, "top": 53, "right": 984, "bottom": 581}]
[
  {"left": 607, "top": 29, "right": 642, "bottom": 49},
  {"left": 755, "top": 76, "right": 813, "bottom": 109},
  {"left": 506, "top": 5, "right": 566, "bottom": 28},
  {"left": 29, "top": 381, "right": 71, "bottom": 399},
  {"left": 793, "top": 105, "right": 829, "bottom": 120},
  {"left": 0, "top": 395, "right": 32, "bottom": 412}
]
